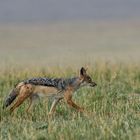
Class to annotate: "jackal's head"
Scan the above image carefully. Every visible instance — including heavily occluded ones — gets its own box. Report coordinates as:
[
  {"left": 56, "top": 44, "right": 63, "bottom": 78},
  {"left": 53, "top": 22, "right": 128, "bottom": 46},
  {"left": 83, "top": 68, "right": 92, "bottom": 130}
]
[{"left": 79, "top": 67, "right": 97, "bottom": 87}]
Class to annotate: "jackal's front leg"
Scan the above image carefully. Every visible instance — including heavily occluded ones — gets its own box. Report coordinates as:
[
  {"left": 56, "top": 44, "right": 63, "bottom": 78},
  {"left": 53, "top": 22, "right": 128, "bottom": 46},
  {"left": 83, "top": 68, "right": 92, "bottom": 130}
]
[
  {"left": 64, "top": 90, "right": 84, "bottom": 112},
  {"left": 66, "top": 99, "right": 84, "bottom": 112}
]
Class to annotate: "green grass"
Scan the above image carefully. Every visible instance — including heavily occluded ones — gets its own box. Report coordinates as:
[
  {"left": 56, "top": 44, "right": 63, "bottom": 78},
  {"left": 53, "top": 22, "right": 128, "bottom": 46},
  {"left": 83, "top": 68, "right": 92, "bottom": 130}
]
[{"left": 0, "top": 63, "right": 140, "bottom": 140}]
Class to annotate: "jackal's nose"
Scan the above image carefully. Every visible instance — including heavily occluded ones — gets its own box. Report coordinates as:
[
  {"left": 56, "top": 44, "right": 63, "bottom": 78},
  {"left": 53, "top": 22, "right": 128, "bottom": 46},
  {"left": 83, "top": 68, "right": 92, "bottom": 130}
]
[{"left": 91, "top": 82, "right": 97, "bottom": 87}]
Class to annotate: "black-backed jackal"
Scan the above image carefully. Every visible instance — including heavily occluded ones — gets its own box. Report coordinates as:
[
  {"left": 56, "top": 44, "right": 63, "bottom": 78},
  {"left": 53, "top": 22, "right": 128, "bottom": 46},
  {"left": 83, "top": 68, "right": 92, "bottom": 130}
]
[{"left": 3, "top": 67, "right": 97, "bottom": 116}]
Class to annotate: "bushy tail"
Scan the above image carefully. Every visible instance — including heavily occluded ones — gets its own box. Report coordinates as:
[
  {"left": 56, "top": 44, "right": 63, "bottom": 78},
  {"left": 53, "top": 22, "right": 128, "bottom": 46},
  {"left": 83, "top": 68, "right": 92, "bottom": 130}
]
[{"left": 3, "top": 82, "right": 24, "bottom": 109}]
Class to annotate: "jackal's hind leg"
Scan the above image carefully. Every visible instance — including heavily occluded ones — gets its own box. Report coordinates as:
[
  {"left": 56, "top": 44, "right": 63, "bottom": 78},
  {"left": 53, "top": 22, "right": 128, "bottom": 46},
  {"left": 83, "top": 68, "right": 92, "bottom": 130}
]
[
  {"left": 10, "top": 84, "right": 32, "bottom": 113},
  {"left": 26, "top": 95, "right": 39, "bottom": 113},
  {"left": 48, "top": 98, "right": 62, "bottom": 116},
  {"left": 10, "top": 93, "right": 30, "bottom": 113},
  {"left": 26, "top": 97, "right": 33, "bottom": 113}
]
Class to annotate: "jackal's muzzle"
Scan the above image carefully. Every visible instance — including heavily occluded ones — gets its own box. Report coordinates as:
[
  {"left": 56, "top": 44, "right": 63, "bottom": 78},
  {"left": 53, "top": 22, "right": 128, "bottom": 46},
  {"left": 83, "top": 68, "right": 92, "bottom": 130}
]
[{"left": 90, "top": 82, "right": 97, "bottom": 87}]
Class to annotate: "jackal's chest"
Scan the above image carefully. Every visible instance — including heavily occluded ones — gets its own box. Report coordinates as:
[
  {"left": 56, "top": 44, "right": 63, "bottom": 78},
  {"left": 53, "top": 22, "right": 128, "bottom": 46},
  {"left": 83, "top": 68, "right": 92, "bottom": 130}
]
[{"left": 33, "top": 85, "right": 60, "bottom": 98}]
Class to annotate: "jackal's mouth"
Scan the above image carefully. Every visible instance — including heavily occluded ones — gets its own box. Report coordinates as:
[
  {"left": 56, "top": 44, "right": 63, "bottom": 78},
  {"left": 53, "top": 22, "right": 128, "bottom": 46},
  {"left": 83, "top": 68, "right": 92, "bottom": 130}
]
[{"left": 90, "top": 82, "right": 97, "bottom": 87}]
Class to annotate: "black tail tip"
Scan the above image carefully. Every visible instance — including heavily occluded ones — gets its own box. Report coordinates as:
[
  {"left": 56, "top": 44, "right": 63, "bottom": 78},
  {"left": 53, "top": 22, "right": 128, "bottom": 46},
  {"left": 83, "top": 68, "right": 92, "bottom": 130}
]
[
  {"left": 3, "top": 89, "right": 18, "bottom": 109},
  {"left": 2, "top": 105, "right": 5, "bottom": 109},
  {"left": 3, "top": 100, "right": 10, "bottom": 109}
]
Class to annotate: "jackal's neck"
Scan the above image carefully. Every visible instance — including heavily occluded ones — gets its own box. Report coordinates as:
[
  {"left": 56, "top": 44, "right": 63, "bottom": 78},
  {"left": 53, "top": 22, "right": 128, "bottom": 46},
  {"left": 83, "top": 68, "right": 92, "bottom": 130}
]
[{"left": 58, "top": 77, "right": 81, "bottom": 91}]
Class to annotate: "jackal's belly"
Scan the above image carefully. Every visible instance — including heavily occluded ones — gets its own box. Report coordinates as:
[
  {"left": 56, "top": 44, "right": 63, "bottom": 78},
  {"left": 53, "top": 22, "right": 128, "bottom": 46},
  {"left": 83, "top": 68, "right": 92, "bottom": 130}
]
[{"left": 33, "top": 85, "right": 61, "bottom": 98}]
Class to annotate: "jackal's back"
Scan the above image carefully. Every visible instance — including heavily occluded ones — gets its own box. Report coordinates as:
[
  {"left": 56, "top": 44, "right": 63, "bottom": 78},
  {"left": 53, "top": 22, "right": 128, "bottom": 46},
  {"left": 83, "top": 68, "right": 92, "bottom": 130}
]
[
  {"left": 24, "top": 78, "right": 61, "bottom": 87},
  {"left": 24, "top": 77, "right": 79, "bottom": 90}
]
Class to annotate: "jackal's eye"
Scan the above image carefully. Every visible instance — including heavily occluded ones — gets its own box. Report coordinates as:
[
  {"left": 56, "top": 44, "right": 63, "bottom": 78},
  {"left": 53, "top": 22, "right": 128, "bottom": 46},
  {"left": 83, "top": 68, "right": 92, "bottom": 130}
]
[{"left": 87, "top": 77, "right": 92, "bottom": 82}]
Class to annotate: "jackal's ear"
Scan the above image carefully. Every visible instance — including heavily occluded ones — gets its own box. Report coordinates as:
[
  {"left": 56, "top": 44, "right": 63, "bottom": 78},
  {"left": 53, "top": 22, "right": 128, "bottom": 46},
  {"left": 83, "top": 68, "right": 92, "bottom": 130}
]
[{"left": 80, "top": 67, "right": 87, "bottom": 76}]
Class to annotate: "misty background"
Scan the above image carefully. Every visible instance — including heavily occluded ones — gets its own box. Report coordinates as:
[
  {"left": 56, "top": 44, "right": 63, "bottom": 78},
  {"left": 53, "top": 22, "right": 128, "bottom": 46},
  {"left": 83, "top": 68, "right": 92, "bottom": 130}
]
[
  {"left": 0, "top": 0, "right": 140, "bottom": 22},
  {"left": 0, "top": 0, "right": 140, "bottom": 23},
  {"left": 0, "top": 0, "right": 140, "bottom": 68}
]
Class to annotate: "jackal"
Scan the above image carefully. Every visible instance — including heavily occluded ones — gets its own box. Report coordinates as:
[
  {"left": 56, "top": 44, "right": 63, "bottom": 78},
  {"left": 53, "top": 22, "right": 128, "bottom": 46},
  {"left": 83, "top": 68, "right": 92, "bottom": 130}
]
[{"left": 3, "top": 67, "right": 97, "bottom": 116}]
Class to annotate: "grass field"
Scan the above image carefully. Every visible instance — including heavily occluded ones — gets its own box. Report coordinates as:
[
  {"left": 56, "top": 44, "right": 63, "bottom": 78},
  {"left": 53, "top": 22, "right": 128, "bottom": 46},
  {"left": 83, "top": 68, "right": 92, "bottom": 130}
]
[
  {"left": 0, "top": 63, "right": 140, "bottom": 140},
  {"left": 0, "top": 21, "right": 140, "bottom": 140}
]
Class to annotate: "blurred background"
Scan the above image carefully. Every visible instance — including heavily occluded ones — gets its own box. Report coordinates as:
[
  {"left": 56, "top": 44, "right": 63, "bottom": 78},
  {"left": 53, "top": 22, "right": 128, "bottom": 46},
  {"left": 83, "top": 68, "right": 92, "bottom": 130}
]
[{"left": 0, "top": 0, "right": 140, "bottom": 68}]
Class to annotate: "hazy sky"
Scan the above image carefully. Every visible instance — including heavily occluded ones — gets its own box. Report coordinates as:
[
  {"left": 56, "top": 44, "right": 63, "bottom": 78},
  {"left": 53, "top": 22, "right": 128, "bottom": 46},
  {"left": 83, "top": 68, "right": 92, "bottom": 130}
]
[{"left": 0, "top": 0, "right": 140, "bottom": 23}]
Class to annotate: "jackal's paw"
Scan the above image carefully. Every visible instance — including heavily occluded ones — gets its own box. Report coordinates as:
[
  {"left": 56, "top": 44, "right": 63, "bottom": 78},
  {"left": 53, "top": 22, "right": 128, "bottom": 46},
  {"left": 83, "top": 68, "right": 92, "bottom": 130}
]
[
  {"left": 48, "top": 112, "right": 55, "bottom": 119},
  {"left": 79, "top": 107, "right": 84, "bottom": 112}
]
